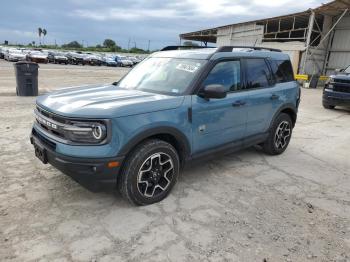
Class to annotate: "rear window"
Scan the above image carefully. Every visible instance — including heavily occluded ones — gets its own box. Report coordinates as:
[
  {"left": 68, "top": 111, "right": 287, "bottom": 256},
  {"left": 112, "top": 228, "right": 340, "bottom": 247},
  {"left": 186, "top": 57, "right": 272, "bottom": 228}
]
[
  {"left": 269, "top": 60, "right": 294, "bottom": 83},
  {"left": 244, "top": 59, "right": 271, "bottom": 89}
]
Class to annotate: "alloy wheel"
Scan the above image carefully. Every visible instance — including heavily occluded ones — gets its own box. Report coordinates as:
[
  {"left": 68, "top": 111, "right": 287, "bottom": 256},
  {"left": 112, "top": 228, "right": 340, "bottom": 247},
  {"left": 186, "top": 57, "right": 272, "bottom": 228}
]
[
  {"left": 137, "top": 152, "right": 174, "bottom": 198},
  {"left": 274, "top": 121, "right": 291, "bottom": 149}
]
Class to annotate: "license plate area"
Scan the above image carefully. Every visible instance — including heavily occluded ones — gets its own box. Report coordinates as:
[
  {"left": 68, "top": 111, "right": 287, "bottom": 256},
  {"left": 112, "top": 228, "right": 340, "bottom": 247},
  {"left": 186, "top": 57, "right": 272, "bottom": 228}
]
[{"left": 33, "top": 139, "right": 48, "bottom": 164}]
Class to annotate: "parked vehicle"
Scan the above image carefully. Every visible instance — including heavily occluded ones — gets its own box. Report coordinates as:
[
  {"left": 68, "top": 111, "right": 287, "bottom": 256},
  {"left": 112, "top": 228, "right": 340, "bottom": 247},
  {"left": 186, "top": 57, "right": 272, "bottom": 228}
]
[
  {"left": 48, "top": 51, "right": 68, "bottom": 64},
  {"left": 103, "top": 56, "right": 118, "bottom": 67},
  {"left": 127, "top": 56, "right": 141, "bottom": 65},
  {"left": 85, "top": 54, "right": 104, "bottom": 66},
  {"left": 0, "top": 47, "right": 7, "bottom": 59},
  {"left": 4, "top": 49, "right": 27, "bottom": 62},
  {"left": 27, "top": 51, "right": 48, "bottom": 63},
  {"left": 66, "top": 52, "right": 86, "bottom": 65},
  {"left": 30, "top": 46, "right": 300, "bottom": 205},
  {"left": 323, "top": 65, "right": 350, "bottom": 109},
  {"left": 115, "top": 56, "right": 133, "bottom": 67}
]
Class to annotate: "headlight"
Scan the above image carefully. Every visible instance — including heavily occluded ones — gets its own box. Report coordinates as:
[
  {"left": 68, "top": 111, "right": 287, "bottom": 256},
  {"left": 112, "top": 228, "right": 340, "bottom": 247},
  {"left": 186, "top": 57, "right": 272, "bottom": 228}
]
[
  {"left": 325, "top": 83, "right": 334, "bottom": 90},
  {"left": 63, "top": 121, "right": 108, "bottom": 144}
]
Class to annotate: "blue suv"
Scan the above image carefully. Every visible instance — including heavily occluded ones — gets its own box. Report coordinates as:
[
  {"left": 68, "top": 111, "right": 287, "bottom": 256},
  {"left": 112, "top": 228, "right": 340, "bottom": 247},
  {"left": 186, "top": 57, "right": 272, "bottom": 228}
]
[{"left": 30, "top": 46, "right": 300, "bottom": 205}]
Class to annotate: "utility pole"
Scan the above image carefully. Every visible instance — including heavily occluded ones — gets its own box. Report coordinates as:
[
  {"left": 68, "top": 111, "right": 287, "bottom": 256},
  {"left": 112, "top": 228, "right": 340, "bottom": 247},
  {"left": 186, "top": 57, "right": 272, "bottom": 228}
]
[
  {"left": 147, "top": 40, "right": 150, "bottom": 52},
  {"left": 127, "top": 38, "right": 130, "bottom": 50}
]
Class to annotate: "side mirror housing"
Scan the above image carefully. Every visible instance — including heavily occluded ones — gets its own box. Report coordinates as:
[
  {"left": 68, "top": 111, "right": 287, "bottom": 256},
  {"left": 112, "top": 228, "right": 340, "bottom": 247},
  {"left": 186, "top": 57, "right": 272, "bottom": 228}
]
[{"left": 198, "top": 84, "right": 227, "bottom": 99}]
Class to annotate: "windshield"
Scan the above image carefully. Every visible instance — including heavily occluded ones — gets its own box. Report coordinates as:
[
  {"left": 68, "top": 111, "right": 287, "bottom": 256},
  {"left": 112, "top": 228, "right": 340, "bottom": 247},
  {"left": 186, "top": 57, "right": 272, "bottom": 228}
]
[
  {"left": 118, "top": 57, "right": 205, "bottom": 95},
  {"left": 344, "top": 65, "right": 350, "bottom": 74}
]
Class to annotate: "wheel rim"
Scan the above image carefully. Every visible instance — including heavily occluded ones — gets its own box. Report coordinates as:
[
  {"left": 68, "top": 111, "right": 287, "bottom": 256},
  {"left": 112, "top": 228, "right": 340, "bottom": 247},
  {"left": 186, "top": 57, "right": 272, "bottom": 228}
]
[
  {"left": 137, "top": 152, "right": 174, "bottom": 198},
  {"left": 274, "top": 121, "right": 291, "bottom": 149}
]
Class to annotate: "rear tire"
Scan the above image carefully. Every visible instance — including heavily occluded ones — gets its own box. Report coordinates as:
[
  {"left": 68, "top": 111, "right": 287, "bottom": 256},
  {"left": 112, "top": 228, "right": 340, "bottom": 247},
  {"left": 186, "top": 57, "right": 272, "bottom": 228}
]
[
  {"left": 263, "top": 113, "right": 293, "bottom": 155},
  {"left": 118, "top": 139, "right": 179, "bottom": 205}
]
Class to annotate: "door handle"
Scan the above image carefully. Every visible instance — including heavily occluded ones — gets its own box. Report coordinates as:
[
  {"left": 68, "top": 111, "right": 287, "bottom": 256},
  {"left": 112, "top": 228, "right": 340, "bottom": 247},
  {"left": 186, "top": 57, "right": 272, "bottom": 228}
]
[
  {"left": 270, "top": 94, "right": 280, "bottom": 100},
  {"left": 232, "top": 101, "right": 246, "bottom": 107}
]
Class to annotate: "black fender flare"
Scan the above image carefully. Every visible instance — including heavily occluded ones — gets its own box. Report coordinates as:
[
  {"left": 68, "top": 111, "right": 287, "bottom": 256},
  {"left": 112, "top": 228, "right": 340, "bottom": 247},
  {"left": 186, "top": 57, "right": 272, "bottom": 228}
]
[
  {"left": 118, "top": 126, "right": 191, "bottom": 160},
  {"left": 268, "top": 103, "right": 297, "bottom": 131}
]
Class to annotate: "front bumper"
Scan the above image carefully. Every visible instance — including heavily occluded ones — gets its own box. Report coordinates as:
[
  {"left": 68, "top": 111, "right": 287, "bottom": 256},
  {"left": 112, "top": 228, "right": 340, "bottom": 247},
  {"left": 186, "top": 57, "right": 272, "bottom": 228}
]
[
  {"left": 30, "top": 127, "right": 124, "bottom": 182},
  {"left": 323, "top": 89, "right": 350, "bottom": 106}
]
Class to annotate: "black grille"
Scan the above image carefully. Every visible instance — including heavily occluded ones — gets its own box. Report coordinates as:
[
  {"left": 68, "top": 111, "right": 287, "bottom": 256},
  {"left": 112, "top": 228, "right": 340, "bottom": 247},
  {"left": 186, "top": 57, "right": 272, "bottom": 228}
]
[
  {"left": 334, "top": 85, "right": 350, "bottom": 93},
  {"left": 334, "top": 78, "right": 350, "bottom": 84},
  {"left": 36, "top": 106, "right": 68, "bottom": 124},
  {"left": 35, "top": 106, "right": 68, "bottom": 139}
]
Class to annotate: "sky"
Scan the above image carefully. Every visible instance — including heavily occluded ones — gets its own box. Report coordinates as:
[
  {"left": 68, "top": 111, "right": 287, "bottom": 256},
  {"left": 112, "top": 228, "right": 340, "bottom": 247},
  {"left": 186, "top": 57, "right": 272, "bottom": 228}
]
[{"left": 1, "top": 0, "right": 326, "bottom": 50}]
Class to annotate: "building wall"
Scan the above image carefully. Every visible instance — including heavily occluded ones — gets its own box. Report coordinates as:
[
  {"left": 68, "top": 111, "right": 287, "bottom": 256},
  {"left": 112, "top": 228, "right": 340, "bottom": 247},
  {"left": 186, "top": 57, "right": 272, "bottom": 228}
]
[
  {"left": 325, "top": 14, "right": 350, "bottom": 75},
  {"left": 215, "top": 14, "right": 350, "bottom": 76},
  {"left": 216, "top": 23, "right": 264, "bottom": 46}
]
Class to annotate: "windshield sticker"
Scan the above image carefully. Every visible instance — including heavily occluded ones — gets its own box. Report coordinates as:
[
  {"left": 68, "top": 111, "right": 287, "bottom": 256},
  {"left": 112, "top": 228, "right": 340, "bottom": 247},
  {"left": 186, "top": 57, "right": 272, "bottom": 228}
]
[{"left": 176, "top": 63, "right": 199, "bottom": 73}]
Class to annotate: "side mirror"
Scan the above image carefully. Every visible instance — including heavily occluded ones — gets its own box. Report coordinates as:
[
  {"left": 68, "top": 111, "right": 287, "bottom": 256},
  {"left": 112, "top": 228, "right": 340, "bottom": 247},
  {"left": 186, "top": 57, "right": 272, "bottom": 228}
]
[
  {"left": 112, "top": 81, "right": 119, "bottom": 86},
  {"left": 198, "top": 84, "right": 227, "bottom": 99}
]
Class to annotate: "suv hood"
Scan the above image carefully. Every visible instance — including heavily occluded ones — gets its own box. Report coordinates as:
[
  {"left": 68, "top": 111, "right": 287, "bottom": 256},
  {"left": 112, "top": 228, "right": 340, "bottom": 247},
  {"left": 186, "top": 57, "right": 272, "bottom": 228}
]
[
  {"left": 330, "top": 74, "right": 350, "bottom": 80},
  {"left": 36, "top": 84, "right": 185, "bottom": 118}
]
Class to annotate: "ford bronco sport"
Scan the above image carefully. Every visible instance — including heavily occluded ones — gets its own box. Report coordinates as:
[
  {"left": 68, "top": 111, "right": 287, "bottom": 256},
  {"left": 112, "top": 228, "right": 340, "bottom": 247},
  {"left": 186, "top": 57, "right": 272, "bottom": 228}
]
[
  {"left": 30, "top": 46, "right": 300, "bottom": 205},
  {"left": 323, "top": 64, "right": 350, "bottom": 109}
]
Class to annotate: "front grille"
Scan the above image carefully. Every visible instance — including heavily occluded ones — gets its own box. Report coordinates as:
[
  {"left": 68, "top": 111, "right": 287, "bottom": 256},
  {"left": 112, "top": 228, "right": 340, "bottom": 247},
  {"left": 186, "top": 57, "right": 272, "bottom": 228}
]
[
  {"left": 334, "top": 85, "right": 350, "bottom": 93},
  {"left": 36, "top": 106, "right": 68, "bottom": 124},
  {"left": 334, "top": 78, "right": 350, "bottom": 84},
  {"left": 35, "top": 106, "right": 68, "bottom": 140}
]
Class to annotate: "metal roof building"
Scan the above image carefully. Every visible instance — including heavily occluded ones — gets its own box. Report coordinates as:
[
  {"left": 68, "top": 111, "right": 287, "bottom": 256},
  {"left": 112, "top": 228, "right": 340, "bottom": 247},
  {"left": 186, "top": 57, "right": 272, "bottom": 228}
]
[{"left": 180, "top": 0, "right": 350, "bottom": 76}]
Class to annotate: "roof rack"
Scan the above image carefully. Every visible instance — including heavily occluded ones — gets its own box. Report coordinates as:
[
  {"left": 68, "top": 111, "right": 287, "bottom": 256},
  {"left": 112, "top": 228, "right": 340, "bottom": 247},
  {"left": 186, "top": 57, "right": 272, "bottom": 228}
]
[
  {"left": 216, "top": 46, "right": 282, "bottom": 53},
  {"left": 160, "top": 45, "right": 215, "bottom": 51}
]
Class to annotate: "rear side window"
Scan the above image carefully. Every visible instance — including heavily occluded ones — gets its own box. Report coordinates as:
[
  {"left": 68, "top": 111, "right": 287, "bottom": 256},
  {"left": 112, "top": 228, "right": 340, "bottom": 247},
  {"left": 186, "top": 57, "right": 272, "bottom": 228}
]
[
  {"left": 269, "top": 60, "right": 294, "bottom": 83},
  {"left": 244, "top": 59, "right": 271, "bottom": 89}
]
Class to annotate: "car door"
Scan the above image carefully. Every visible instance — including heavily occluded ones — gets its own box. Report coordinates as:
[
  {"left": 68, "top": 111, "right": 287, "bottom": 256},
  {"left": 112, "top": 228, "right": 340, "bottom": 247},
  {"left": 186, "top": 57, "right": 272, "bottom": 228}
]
[
  {"left": 191, "top": 60, "right": 248, "bottom": 154},
  {"left": 243, "top": 58, "right": 277, "bottom": 137}
]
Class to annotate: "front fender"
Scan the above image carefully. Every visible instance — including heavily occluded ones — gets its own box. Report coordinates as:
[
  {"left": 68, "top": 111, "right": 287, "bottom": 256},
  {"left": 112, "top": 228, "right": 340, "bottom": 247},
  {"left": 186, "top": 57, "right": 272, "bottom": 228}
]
[{"left": 118, "top": 125, "right": 191, "bottom": 158}]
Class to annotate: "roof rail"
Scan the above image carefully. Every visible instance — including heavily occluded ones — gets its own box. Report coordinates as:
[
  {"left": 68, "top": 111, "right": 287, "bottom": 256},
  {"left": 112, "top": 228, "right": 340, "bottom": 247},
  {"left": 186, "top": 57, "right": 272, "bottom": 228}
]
[
  {"left": 160, "top": 45, "right": 215, "bottom": 51},
  {"left": 216, "top": 46, "right": 282, "bottom": 53}
]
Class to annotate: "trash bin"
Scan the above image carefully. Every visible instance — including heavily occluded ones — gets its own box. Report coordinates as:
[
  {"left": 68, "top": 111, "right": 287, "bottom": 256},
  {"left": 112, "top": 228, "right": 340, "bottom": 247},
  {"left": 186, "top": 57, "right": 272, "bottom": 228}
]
[
  {"left": 309, "top": 74, "right": 320, "bottom": 89},
  {"left": 14, "top": 61, "right": 39, "bottom": 96}
]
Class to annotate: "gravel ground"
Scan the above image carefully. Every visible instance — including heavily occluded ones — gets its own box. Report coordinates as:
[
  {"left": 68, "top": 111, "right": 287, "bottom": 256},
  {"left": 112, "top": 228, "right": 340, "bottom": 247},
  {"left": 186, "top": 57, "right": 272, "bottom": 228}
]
[{"left": 0, "top": 60, "right": 350, "bottom": 261}]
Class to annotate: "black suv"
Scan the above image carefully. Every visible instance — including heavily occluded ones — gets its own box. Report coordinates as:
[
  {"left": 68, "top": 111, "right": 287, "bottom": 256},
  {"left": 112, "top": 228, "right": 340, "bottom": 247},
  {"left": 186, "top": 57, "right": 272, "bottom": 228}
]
[{"left": 323, "top": 65, "right": 350, "bottom": 109}]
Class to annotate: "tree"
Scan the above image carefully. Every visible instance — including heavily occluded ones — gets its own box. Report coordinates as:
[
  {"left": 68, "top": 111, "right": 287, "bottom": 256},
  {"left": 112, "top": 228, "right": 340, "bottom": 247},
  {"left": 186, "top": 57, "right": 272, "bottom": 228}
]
[
  {"left": 42, "top": 29, "right": 47, "bottom": 44},
  {"left": 103, "top": 39, "right": 116, "bottom": 48},
  {"left": 129, "top": 47, "right": 147, "bottom": 54},
  {"left": 183, "top": 41, "right": 199, "bottom": 47},
  {"left": 62, "top": 41, "right": 83, "bottom": 48},
  {"left": 38, "top": 27, "right": 42, "bottom": 45}
]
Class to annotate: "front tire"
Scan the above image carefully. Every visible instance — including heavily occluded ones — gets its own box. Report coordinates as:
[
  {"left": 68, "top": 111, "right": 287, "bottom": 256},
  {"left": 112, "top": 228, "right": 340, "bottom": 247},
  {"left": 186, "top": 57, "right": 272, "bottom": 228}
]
[
  {"left": 322, "top": 101, "right": 335, "bottom": 109},
  {"left": 118, "top": 139, "right": 180, "bottom": 205},
  {"left": 263, "top": 113, "right": 293, "bottom": 155}
]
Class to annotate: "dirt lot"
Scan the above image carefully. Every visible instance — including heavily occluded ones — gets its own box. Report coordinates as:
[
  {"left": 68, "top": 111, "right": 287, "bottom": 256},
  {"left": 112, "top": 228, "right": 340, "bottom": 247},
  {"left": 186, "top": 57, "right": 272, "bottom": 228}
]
[{"left": 0, "top": 60, "right": 350, "bottom": 261}]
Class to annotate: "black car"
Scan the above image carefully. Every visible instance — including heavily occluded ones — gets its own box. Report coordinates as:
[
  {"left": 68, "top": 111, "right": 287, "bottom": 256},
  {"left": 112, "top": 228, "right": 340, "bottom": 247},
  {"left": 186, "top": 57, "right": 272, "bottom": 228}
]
[
  {"left": 66, "top": 52, "right": 86, "bottom": 65},
  {"left": 48, "top": 52, "right": 68, "bottom": 64},
  {"left": 323, "top": 65, "right": 350, "bottom": 109}
]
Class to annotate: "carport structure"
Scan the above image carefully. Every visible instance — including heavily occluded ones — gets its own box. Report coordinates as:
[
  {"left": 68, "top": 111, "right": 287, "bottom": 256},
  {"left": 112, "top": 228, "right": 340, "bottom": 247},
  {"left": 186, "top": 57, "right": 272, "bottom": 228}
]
[{"left": 180, "top": 0, "right": 350, "bottom": 76}]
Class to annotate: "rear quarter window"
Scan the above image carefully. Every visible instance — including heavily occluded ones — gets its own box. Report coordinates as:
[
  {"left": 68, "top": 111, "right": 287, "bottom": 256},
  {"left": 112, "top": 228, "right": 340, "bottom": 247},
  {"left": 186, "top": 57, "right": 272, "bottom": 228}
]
[{"left": 269, "top": 59, "right": 294, "bottom": 83}]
